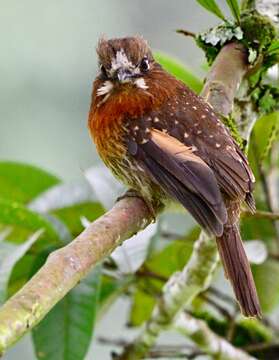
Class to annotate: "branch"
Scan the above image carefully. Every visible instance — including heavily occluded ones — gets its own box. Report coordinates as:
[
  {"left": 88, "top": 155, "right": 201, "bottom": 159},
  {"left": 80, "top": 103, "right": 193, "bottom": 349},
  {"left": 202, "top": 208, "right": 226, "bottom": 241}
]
[
  {"left": 201, "top": 43, "right": 248, "bottom": 116},
  {"left": 99, "top": 337, "right": 203, "bottom": 359},
  {"left": 117, "top": 43, "right": 250, "bottom": 360},
  {"left": 174, "top": 313, "right": 257, "bottom": 360},
  {"left": 243, "top": 209, "right": 279, "bottom": 221},
  {"left": 0, "top": 198, "right": 152, "bottom": 354}
]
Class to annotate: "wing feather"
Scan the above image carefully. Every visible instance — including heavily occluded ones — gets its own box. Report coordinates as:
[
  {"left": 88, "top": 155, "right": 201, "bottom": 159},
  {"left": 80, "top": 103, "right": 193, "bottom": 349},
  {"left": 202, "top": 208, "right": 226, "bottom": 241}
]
[{"left": 128, "top": 130, "right": 227, "bottom": 236}]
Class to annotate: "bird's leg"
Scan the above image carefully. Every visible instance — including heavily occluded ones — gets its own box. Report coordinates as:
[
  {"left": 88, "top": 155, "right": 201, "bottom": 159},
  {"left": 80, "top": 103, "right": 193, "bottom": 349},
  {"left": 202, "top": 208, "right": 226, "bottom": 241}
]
[{"left": 116, "top": 189, "right": 157, "bottom": 221}]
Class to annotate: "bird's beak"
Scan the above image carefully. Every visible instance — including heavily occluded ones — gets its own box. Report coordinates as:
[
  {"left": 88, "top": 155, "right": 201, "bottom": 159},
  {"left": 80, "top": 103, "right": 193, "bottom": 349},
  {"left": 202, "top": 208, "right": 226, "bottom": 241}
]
[{"left": 116, "top": 68, "right": 133, "bottom": 83}]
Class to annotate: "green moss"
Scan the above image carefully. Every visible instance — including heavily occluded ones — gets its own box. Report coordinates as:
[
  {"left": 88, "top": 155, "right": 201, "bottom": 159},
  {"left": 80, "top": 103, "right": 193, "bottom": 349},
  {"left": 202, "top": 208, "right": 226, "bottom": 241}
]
[
  {"left": 222, "top": 115, "right": 246, "bottom": 150},
  {"left": 251, "top": 85, "right": 279, "bottom": 115},
  {"left": 240, "top": 10, "right": 278, "bottom": 52},
  {"left": 196, "top": 10, "right": 278, "bottom": 66}
]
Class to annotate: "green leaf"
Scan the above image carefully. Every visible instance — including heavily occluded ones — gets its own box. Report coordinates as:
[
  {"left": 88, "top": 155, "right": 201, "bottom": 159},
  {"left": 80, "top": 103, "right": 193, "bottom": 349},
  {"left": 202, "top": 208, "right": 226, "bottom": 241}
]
[
  {"left": 51, "top": 202, "right": 104, "bottom": 237},
  {"left": 196, "top": 0, "right": 226, "bottom": 20},
  {"left": 129, "top": 289, "right": 156, "bottom": 327},
  {"left": 267, "top": 39, "right": 279, "bottom": 55},
  {"left": 0, "top": 199, "right": 62, "bottom": 298},
  {"left": 32, "top": 265, "right": 102, "bottom": 360},
  {"left": 241, "top": 215, "right": 276, "bottom": 243},
  {"left": 253, "top": 260, "right": 279, "bottom": 312},
  {"left": 154, "top": 52, "right": 203, "bottom": 93},
  {"left": 0, "top": 230, "right": 43, "bottom": 304},
  {"left": 0, "top": 199, "right": 60, "bottom": 247},
  {"left": 8, "top": 246, "right": 57, "bottom": 298},
  {"left": 0, "top": 162, "right": 60, "bottom": 204},
  {"left": 98, "top": 275, "right": 132, "bottom": 318},
  {"left": 249, "top": 112, "right": 279, "bottom": 168},
  {"left": 225, "top": 0, "right": 240, "bottom": 21},
  {"left": 146, "top": 227, "right": 199, "bottom": 278}
]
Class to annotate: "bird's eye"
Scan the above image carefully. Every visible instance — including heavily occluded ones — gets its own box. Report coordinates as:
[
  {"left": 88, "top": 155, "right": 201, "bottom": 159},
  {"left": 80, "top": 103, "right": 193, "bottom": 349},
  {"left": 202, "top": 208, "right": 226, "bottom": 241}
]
[
  {"left": 100, "top": 64, "right": 108, "bottom": 78},
  {"left": 140, "top": 57, "right": 150, "bottom": 72}
]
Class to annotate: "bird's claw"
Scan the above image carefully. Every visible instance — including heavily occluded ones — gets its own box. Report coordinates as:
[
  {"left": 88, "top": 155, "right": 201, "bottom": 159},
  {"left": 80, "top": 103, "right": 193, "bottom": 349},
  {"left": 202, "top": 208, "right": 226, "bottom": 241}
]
[{"left": 116, "top": 189, "right": 157, "bottom": 222}]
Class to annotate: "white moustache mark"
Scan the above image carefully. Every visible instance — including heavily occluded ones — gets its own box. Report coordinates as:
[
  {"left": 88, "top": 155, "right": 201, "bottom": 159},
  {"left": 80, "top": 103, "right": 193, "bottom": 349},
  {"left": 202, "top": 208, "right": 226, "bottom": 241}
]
[
  {"left": 97, "top": 80, "right": 114, "bottom": 96},
  {"left": 134, "top": 78, "right": 148, "bottom": 90}
]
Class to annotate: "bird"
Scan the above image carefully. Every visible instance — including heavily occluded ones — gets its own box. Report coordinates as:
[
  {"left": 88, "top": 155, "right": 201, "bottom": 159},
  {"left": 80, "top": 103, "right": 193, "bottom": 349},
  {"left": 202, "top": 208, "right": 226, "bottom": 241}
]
[{"left": 88, "top": 36, "right": 261, "bottom": 317}]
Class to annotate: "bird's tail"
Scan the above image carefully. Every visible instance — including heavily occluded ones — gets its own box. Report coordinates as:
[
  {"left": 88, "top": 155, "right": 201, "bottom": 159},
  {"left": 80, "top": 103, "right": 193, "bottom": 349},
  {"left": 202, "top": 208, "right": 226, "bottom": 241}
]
[{"left": 216, "top": 201, "right": 261, "bottom": 318}]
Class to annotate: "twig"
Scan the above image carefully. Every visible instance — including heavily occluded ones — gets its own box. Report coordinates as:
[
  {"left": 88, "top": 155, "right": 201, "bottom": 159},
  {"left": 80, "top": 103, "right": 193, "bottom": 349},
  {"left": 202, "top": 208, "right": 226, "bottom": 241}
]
[
  {"left": 242, "top": 210, "right": 279, "bottom": 221},
  {"left": 243, "top": 342, "right": 279, "bottom": 352},
  {"left": 208, "top": 286, "right": 236, "bottom": 305},
  {"left": 251, "top": 139, "right": 279, "bottom": 249},
  {"left": 99, "top": 337, "right": 203, "bottom": 359},
  {"left": 176, "top": 29, "right": 196, "bottom": 38},
  {"left": 227, "top": 307, "right": 239, "bottom": 342},
  {"left": 199, "top": 293, "right": 233, "bottom": 320},
  {"left": 136, "top": 267, "right": 168, "bottom": 283},
  {"left": 100, "top": 337, "right": 204, "bottom": 359}
]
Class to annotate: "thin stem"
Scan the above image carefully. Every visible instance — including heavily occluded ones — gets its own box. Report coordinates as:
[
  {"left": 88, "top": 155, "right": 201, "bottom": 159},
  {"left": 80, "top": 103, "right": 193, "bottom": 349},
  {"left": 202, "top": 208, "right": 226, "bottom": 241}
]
[
  {"left": 242, "top": 210, "right": 279, "bottom": 221},
  {"left": 251, "top": 138, "right": 279, "bottom": 250},
  {"left": 176, "top": 29, "right": 196, "bottom": 38}
]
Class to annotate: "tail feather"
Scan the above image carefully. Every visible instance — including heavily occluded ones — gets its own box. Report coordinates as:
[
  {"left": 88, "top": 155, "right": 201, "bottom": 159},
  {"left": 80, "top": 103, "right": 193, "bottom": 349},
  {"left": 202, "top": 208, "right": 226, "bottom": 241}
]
[{"left": 216, "top": 224, "right": 261, "bottom": 318}]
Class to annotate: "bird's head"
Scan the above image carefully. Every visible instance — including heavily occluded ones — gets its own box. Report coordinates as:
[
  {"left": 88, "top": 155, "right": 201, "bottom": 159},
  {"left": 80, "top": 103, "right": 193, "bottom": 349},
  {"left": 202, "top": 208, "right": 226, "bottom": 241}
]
[{"left": 95, "top": 36, "right": 155, "bottom": 98}]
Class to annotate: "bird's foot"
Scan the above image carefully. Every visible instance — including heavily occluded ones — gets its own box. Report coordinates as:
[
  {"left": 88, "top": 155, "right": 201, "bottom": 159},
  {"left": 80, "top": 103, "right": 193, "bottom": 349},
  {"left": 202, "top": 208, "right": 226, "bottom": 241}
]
[{"left": 116, "top": 189, "right": 157, "bottom": 222}]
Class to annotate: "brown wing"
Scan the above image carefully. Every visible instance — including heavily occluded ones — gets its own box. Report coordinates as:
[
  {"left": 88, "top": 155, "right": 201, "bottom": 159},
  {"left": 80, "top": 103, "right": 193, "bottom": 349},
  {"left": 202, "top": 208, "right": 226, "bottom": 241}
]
[
  {"left": 127, "top": 129, "right": 227, "bottom": 236},
  {"left": 138, "top": 83, "right": 255, "bottom": 210}
]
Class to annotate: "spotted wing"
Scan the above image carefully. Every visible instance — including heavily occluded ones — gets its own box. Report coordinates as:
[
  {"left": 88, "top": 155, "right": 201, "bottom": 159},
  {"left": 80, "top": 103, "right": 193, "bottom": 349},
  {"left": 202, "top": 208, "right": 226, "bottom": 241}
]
[
  {"left": 127, "top": 129, "right": 227, "bottom": 236},
  {"left": 144, "top": 84, "right": 255, "bottom": 210}
]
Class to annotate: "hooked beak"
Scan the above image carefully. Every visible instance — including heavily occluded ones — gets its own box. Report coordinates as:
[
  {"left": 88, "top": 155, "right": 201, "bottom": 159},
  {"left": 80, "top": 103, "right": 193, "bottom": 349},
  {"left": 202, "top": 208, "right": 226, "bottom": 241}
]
[{"left": 116, "top": 68, "right": 133, "bottom": 83}]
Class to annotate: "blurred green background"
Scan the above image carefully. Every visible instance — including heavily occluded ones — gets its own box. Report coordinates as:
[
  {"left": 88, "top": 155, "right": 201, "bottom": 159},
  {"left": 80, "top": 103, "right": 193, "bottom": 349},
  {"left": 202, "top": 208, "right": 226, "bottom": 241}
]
[{"left": 0, "top": 1, "right": 231, "bottom": 359}]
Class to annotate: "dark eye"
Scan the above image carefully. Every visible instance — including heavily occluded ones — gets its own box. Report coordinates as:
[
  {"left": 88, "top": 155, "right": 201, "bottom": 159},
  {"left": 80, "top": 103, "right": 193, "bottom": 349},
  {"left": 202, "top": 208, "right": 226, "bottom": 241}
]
[
  {"left": 100, "top": 64, "right": 108, "bottom": 78},
  {"left": 140, "top": 57, "right": 150, "bottom": 72}
]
